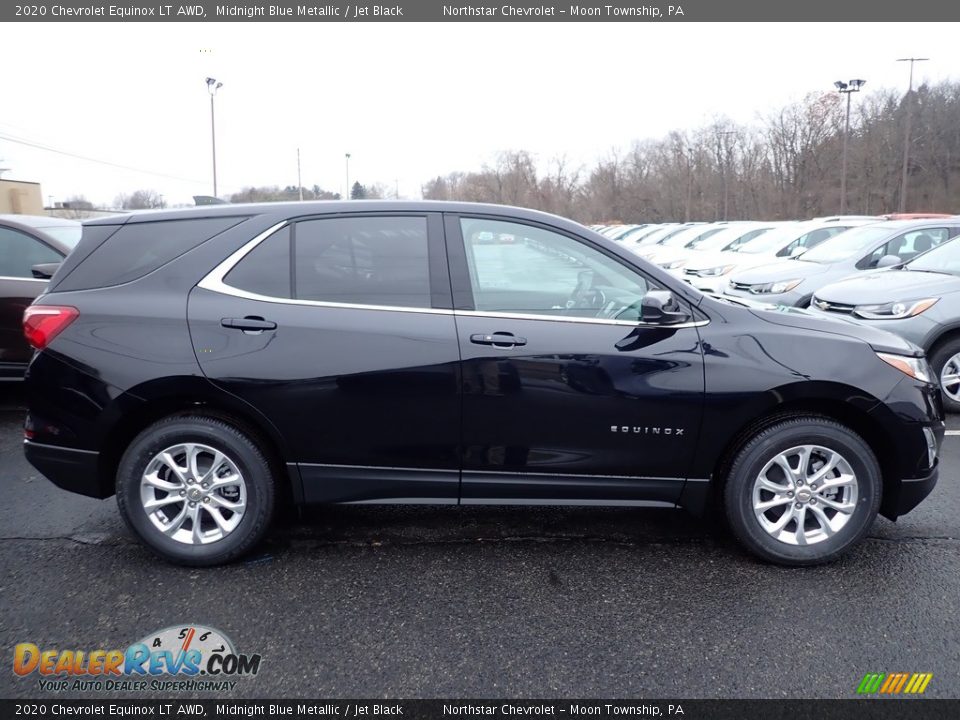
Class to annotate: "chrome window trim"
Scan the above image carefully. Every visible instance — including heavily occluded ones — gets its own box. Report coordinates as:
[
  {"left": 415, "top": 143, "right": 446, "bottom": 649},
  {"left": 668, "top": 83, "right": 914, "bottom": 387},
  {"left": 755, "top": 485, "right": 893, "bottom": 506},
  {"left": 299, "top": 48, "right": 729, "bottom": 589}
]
[
  {"left": 197, "top": 220, "right": 709, "bottom": 329},
  {"left": 0, "top": 275, "right": 47, "bottom": 282}
]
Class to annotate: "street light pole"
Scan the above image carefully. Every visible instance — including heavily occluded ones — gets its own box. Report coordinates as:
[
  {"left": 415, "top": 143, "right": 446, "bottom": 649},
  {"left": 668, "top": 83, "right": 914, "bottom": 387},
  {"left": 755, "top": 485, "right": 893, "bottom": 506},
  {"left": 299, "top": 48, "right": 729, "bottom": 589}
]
[
  {"left": 897, "top": 57, "right": 929, "bottom": 213},
  {"left": 345, "top": 153, "right": 351, "bottom": 200},
  {"left": 834, "top": 78, "right": 866, "bottom": 215},
  {"left": 205, "top": 77, "right": 223, "bottom": 197}
]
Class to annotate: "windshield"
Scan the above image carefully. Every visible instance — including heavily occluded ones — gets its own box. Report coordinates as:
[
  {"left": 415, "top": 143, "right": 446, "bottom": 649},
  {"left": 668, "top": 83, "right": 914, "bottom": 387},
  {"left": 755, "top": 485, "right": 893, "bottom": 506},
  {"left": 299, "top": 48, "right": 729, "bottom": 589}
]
[
  {"left": 908, "top": 237, "right": 960, "bottom": 275},
  {"left": 42, "top": 226, "right": 82, "bottom": 249},
  {"left": 734, "top": 225, "right": 810, "bottom": 254},
  {"left": 661, "top": 226, "right": 720, "bottom": 248},
  {"left": 636, "top": 225, "right": 685, "bottom": 246},
  {"left": 690, "top": 225, "right": 761, "bottom": 250},
  {"left": 797, "top": 225, "right": 890, "bottom": 264}
]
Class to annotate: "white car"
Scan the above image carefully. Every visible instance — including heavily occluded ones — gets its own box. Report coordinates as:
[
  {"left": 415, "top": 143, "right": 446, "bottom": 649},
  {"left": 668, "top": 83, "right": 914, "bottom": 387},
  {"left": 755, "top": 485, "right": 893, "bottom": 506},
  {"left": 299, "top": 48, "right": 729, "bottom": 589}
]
[
  {"left": 681, "top": 219, "right": 876, "bottom": 294},
  {"left": 653, "top": 222, "right": 788, "bottom": 275},
  {"left": 635, "top": 224, "right": 730, "bottom": 263}
]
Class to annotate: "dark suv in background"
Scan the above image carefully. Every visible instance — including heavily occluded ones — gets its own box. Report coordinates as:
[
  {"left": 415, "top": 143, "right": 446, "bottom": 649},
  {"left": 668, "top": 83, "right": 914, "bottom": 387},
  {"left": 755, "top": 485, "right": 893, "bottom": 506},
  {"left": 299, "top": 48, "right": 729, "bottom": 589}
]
[{"left": 22, "top": 202, "right": 944, "bottom": 566}]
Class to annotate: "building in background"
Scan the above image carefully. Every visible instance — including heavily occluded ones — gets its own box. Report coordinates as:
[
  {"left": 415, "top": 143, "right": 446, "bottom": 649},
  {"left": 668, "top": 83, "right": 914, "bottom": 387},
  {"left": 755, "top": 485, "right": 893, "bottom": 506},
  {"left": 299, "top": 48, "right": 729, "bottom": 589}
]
[{"left": 0, "top": 179, "right": 43, "bottom": 214}]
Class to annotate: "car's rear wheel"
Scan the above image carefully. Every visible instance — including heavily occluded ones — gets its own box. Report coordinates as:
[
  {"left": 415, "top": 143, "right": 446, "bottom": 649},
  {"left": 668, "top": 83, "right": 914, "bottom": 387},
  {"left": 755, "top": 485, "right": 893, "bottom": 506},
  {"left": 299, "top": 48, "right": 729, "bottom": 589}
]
[
  {"left": 929, "top": 339, "right": 960, "bottom": 413},
  {"left": 116, "top": 415, "right": 275, "bottom": 566},
  {"left": 723, "top": 416, "right": 880, "bottom": 566}
]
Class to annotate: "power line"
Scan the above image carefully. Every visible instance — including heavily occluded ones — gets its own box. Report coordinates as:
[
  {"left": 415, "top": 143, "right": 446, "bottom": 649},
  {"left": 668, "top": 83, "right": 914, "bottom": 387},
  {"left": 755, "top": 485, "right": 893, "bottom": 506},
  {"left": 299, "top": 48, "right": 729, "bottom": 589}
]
[{"left": 0, "top": 131, "right": 211, "bottom": 187}]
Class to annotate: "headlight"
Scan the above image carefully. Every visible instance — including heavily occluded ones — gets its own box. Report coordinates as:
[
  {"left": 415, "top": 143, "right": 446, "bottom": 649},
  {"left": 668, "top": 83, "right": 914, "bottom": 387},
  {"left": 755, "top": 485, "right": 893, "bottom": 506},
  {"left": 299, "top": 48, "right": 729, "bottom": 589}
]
[
  {"left": 659, "top": 259, "right": 686, "bottom": 270},
  {"left": 876, "top": 352, "right": 932, "bottom": 383},
  {"left": 698, "top": 264, "right": 736, "bottom": 277},
  {"left": 853, "top": 297, "right": 939, "bottom": 320},
  {"left": 740, "top": 278, "right": 803, "bottom": 294}
]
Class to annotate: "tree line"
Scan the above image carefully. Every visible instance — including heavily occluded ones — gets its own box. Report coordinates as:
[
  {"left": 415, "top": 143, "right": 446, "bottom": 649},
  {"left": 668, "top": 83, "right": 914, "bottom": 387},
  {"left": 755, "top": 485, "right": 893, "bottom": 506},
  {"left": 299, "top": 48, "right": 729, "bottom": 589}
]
[{"left": 422, "top": 80, "right": 960, "bottom": 223}]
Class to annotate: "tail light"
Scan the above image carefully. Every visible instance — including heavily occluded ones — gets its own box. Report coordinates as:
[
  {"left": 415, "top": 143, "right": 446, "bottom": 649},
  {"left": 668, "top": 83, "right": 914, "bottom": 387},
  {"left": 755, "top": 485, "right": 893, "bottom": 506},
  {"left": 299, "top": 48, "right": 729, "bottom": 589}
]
[{"left": 23, "top": 306, "right": 79, "bottom": 350}]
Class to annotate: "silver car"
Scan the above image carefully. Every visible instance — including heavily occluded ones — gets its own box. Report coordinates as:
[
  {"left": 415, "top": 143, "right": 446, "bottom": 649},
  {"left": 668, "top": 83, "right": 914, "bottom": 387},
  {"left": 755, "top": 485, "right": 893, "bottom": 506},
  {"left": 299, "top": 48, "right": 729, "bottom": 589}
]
[
  {"left": 809, "top": 234, "right": 960, "bottom": 410},
  {"left": 724, "top": 219, "right": 960, "bottom": 307}
]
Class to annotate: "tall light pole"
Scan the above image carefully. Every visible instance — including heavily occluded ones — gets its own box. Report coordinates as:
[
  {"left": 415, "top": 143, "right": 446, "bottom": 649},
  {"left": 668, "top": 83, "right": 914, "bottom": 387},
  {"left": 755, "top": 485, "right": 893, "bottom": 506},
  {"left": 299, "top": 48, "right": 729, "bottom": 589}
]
[
  {"left": 205, "top": 77, "right": 223, "bottom": 197},
  {"left": 345, "top": 153, "right": 351, "bottom": 200},
  {"left": 897, "top": 57, "right": 929, "bottom": 213},
  {"left": 834, "top": 78, "right": 866, "bottom": 215},
  {"left": 297, "top": 148, "right": 303, "bottom": 201}
]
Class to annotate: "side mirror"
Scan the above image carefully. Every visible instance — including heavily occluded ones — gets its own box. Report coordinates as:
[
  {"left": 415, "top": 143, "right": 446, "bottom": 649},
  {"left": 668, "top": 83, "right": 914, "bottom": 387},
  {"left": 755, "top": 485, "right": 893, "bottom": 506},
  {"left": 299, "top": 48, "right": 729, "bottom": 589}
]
[
  {"left": 640, "top": 290, "right": 690, "bottom": 325},
  {"left": 876, "top": 254, "right": 902, "bottom": 268},
  {"left": 31, "top": 262, "right": 61, "bottom": 280}
]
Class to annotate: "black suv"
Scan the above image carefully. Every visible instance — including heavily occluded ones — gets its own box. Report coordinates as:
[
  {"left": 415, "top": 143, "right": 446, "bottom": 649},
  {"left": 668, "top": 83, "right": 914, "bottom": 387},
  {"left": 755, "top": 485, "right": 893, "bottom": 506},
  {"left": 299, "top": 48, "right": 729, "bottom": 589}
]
[{"left": 22, "top": 202, "right": 944, "bottom": 566}]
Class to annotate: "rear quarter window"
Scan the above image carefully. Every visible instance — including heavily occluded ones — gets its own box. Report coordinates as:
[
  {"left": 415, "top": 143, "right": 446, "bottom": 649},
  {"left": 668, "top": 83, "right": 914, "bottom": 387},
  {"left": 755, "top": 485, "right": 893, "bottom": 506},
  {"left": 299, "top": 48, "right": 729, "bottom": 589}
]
[{"left": 55, "top": 217, "right": 246, "bottom": 291}]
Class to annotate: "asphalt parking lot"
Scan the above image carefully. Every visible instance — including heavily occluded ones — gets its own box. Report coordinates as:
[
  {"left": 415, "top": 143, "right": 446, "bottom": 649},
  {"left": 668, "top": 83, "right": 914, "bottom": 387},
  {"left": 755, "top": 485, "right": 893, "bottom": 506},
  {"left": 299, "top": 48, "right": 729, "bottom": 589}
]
[{"left": 1, "top": 383, "right": 958, "bottom": 700}]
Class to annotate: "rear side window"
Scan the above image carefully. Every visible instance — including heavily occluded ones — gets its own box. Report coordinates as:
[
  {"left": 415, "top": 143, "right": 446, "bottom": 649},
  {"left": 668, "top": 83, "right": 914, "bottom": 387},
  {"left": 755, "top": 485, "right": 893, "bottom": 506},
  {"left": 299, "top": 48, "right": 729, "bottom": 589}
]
[
  {"left": 294, "top": 216, "right": 431, "bottom": 308},
  {"left": 56, "top": 217, "right": 245, "bottom": 291},
  {"left": 0, "top": 227, "right": 63, "bottom": 278},
  {"left": 224, "top": 227, "right": 291, "bottom": 298}
]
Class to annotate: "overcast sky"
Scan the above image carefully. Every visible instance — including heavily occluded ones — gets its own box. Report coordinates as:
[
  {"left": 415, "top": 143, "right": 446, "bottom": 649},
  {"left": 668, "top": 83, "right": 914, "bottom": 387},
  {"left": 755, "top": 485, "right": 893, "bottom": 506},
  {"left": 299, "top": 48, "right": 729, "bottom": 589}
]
[{"left": 1, "top": 22, "right": 957, "bottom": 207}]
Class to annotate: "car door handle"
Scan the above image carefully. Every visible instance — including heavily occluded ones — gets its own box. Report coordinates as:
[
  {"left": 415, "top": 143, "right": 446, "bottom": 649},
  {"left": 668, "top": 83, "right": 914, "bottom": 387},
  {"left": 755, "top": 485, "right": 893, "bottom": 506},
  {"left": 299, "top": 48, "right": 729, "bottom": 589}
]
[
  {"left": 470, "top": 332, "right": 527, "bottom": 347},
  {"left": 221, "top": 316, "right": 277, "bottom": 332}
]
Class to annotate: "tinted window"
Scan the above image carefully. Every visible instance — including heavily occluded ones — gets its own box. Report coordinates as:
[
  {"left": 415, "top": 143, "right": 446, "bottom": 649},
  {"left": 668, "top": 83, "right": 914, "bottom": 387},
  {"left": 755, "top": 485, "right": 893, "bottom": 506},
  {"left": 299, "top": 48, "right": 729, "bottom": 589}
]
[
  {"left": 778, "top": 226, "right": 849, "bottom": 257},
  {"left": 461, "top": 218, "right": 651, "bottom": 320},
  {"left": 294, "top": 216, "right": 431, "bottom": 308},
  {"left": 56, "top": 217, "right": 245, "bottom": 291},
  {"left": 0, "top": 227, "right": 62, "bottom": 278},
  {"left": 224, "top": 226, "right": 291, "bottom": 298}
]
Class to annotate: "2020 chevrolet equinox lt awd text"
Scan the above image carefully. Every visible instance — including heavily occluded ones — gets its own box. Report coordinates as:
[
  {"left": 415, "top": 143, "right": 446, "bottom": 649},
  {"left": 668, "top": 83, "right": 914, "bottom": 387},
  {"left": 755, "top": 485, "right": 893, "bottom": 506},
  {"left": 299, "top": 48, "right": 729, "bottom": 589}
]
[{"left": 22, "top": 202, "right": 944, "bottom": 566}]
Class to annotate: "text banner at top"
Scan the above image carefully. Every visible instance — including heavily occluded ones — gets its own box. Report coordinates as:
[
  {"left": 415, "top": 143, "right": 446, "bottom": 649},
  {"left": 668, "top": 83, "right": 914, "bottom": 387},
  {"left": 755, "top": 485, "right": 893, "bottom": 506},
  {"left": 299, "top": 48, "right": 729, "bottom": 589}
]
[{"left": 5, "top": 0, "right": 960, "bottom": 22}]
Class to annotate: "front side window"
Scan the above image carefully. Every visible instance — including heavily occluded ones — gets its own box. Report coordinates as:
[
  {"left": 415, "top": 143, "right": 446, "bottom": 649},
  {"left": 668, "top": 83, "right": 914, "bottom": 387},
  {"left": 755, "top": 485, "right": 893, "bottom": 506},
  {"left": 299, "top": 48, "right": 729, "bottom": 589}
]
[
  {"left": 0, "top": 228, "right": 62, "bottom": 278},
  {"left": 860, "top": 228, "right": 949, "bottom": 268},
  {"left": 460, "top": 218, "right": 652, "bottom": 321},
  {"left": 779, "top": 226, "right": 849, "bottom": 257}
]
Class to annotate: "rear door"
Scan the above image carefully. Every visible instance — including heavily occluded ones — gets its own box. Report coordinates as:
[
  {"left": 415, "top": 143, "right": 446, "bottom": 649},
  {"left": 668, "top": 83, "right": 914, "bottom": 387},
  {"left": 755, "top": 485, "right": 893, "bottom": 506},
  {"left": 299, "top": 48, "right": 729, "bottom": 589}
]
[
  {"left": 445, "top": 214, "right": 706, "bottom": 505},
  {"left": 0, "top": 226, "right": 63, "bottom": 377},
  {"left": 187, "top": 212, "right": 462, "bottom": 503}
]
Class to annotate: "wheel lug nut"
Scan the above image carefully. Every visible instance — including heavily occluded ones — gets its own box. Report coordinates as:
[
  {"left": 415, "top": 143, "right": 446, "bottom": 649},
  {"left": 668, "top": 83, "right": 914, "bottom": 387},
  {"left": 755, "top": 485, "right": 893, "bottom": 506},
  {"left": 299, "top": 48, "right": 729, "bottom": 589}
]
[
  {"left": 796, "top": 480, "right": 803, "bottom": 486},
  {"left": 787, "top": 491, "right": 794, "bottom": 497},
  {"left": 189, "top": 501, "right": 196, "bottom": 507},
  {"left": 179, "top": 491, "right": 186, "bottom": 497},
  {"left": 795, "top": 502, "right": 803, "bottom": 509},
  {"left": 202, "top": 483, "right": 209, "bottom": 489},
  {"left": 203, "top": 497, "right": 209, "bottom": 503},
  {"left": 810, "top": 498, "right": 817, "bottom": 505},
  {"left": 810, "top": 484, "right": 817, "bottom": 490}
]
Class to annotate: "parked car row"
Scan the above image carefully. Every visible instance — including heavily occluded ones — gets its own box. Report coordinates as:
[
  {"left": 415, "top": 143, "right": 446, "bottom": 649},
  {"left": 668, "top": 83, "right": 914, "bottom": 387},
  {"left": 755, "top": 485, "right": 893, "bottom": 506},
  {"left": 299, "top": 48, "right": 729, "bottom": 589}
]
[{"left": 593, "top": 214, "right": 960, "bottom": 408}]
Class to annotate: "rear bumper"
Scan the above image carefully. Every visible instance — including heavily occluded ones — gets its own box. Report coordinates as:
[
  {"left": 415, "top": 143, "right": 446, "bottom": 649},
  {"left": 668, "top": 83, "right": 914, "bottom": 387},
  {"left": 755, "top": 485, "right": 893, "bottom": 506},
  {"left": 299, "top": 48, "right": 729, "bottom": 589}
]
[
  {"left": 23, "top": 440, "right": 109, "bottom": 499},
  {"left": 882, "top": 465, "right": 938, "bottom": 521}
]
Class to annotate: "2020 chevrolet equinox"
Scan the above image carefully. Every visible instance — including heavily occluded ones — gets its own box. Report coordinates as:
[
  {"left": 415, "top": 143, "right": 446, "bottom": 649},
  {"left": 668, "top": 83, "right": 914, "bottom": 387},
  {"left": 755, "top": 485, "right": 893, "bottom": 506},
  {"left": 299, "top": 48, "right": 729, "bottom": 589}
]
[{"left": 22, "top": 202, "right": 944, "bottom": 566}]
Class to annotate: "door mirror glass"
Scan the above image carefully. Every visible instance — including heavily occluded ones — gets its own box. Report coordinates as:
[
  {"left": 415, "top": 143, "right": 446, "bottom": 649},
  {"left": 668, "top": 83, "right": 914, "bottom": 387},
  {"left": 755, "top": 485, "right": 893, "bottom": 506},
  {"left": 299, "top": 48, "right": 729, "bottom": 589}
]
[{"left": 876, "top": 254, "right": 902, "bottom": 268}]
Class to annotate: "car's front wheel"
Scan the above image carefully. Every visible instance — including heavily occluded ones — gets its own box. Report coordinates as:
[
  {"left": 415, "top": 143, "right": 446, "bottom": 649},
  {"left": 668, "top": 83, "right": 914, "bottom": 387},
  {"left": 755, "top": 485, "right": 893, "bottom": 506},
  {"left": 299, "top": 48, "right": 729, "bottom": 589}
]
[
  {"left": 723, "top": 416, "right": 881, "bottom": 565},
  {"left": 116, "top": 415, "right": 275, "bottom": 566}
]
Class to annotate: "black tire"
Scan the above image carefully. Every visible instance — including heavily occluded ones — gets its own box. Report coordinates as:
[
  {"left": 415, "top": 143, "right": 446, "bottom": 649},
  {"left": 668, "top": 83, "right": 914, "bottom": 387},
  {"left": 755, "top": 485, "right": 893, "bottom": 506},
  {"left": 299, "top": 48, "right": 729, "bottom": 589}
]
[
  {"left": 929, "top": 339, "right": 960, "bottom": 413},
  {"left": 723, "top": 416, "right": 881, "bottom": 566},
  {"left": 116, "top": 415, "right": 275, "bottom": 566}
]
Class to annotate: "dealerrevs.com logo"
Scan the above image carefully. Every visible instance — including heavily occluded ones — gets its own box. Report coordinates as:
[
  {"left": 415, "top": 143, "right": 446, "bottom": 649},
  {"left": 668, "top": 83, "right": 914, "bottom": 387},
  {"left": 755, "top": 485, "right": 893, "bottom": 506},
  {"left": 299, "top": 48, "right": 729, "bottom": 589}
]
[{"left": 13, "top": 624, "right": 262, "bottom": 693}]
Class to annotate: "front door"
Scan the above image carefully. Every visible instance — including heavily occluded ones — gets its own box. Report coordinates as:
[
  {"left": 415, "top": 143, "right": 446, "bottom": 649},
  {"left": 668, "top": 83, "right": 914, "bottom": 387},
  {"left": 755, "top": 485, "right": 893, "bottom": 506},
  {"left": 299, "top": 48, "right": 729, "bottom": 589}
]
[{"left": 446, "top": 215, "right": 705, "bottom": 505}]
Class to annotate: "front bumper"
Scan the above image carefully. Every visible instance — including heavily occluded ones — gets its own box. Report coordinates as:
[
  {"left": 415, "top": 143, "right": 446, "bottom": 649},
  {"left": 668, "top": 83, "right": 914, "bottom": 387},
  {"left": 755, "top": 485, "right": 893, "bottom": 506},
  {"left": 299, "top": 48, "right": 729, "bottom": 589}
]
[
  {"left": 24, "top": 440, "right": 108, "bottom": 499},
  {"left": 883, "top": 465, "right": 939, "bottom": 520}
]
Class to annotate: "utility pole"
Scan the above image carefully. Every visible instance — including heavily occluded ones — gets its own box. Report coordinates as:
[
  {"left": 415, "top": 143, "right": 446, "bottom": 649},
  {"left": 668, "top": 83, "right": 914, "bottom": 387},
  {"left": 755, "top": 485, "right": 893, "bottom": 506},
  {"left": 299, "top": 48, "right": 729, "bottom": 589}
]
[
  {"left": 716, "top": 130, "right": 737, "bottom": 220},
  {"left": 834, "top": 79, "right": 866, "bottom": 215},
  {"left": 297, "top": 148, "right": 303, "bottom": 201},
  {"left": 897, "top": 57, "right": 929, "bottom": 213}
]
